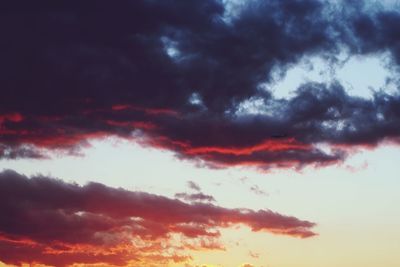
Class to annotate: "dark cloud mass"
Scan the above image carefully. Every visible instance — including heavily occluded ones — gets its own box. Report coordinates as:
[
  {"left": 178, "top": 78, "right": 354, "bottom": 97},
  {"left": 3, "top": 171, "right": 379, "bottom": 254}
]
[
  {"left": 1, "top": 0, "right": 400, "bottom": 168},
  {"left": 0, "top": 170, "right": 316, "bottom": 266}
]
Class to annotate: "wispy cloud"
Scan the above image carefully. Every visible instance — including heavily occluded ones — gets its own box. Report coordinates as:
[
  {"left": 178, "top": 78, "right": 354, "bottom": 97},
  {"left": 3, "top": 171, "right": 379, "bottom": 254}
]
[
  {"left": 250, "top": 185, "right": 268, "bottom": 197},
  {"left": 187, "top": 181, "right": 201, "bottom": 192}
]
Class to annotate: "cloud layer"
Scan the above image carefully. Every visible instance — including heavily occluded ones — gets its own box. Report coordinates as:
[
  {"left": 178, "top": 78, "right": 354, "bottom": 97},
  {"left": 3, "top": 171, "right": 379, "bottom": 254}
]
[
  {"left": 0, "top": 170, "right": 316, "bottom": 266},
  {"left": 1, "top": 0, "right": 400, "bottom": 169}
]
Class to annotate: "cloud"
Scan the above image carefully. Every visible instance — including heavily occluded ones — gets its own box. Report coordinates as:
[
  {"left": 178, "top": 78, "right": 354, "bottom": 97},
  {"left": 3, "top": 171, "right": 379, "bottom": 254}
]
[
  {"left": 175, "top": 181, "right": 215, "bottom": 203},
  {"left": 249, "top": 250, "right": 260, "bottom": 259},
  {"left": 1, "top": 1, "right": 400, "bottom": 169},
  {"left": 0, "top": 170, "right": 316, "bottom": 266},
  {"left": 250, "top": 185, "right": 268, "bottom": 196},
  {"left": 0, "top": 144, "right": 45, "bottom": 160},
  {"left": 187, "top": 181, "right": 201, "bottom": 191},
  {"left": 175, "top": 192, "right": 216, "bottom": 203}
]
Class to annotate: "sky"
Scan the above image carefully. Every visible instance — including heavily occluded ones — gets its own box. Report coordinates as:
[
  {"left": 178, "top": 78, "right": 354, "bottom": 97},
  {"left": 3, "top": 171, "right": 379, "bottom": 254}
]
[{"left": 1, "top": 0, "right": 400, "bottom": 266}]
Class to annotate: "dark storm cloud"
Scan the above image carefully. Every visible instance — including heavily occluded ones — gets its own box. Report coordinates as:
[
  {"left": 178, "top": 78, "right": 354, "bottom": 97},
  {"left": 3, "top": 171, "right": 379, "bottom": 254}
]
[
  {"left": 1, "top": 0, "right": 400, "bottom": 168},
  {"left": 348, "top": 2, "right": 400, "bottom": 63},
  {"left": 0, "top": 170, "right": 316, "bottom": 266}
]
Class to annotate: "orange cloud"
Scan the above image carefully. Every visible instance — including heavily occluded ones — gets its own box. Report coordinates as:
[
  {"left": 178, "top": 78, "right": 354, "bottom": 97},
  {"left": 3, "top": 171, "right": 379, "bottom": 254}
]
[{"left": 0, "top": 170, "right": 316, "bottom": 266}]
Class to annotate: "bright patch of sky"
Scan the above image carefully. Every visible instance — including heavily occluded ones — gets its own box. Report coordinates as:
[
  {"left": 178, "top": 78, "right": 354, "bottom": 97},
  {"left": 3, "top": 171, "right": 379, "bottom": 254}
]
[
  {"left": 188, "top": 92, "right": 205, "bottom": 107},
  {"left": 161, "top": 36, "right": 181, "bottom": 59},
  {"left": 221, "top": 0, "right": 245, "bottom": 23},
  {"left": 233, "top": 51, "right": 398, "bottom": 117},
  {"left": 268, "top": 52, "right": 396, "bottom": 100},
  {"left": 2, "top": 137, "right": 400, "bottom": 266}
]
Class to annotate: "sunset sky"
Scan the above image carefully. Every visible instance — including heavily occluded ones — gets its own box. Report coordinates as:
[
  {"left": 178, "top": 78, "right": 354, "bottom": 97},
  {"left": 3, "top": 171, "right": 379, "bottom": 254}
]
[{"left": 1, "top": 1, "right": 400, "bottom": 266}]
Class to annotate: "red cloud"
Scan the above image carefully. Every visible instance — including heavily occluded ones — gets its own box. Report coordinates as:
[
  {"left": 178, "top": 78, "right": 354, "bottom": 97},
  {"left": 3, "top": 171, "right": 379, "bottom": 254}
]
[
  {"left": 185, "top": 138, "right": 310, "bottom": 156},
  {"left": 0, "top": 102, "right": 344, "bottom": 170},
  {"left": 0, "top": 113, "right": 23, "bottom": 124},
  {"left": 111, "top": 104, "right": 180, "bottom": 117},
  {"left": 0, "top": 170, "right": 316, "bottom": 266},
  {"left": 0, "top": 102, "right": 345, "bottom": 170}
]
